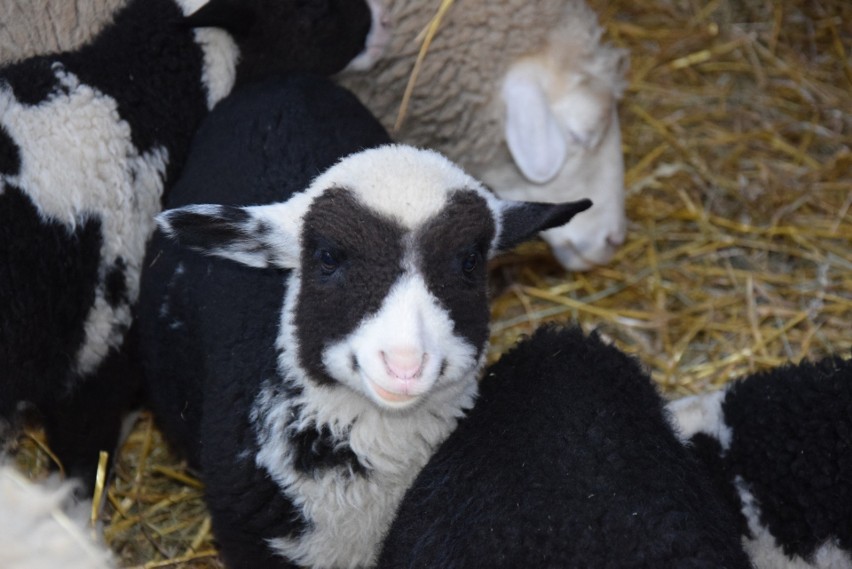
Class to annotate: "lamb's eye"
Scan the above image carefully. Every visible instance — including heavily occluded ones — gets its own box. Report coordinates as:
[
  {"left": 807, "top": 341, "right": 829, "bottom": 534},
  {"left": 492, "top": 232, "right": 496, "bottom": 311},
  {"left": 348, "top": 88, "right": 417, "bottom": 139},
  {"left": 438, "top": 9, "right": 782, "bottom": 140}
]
[
  {"left": 318, "top": 250, "right": 340, "bottom": 274},
  {"left": 462, "top": 251, "right": 479, "bottom": 274}
]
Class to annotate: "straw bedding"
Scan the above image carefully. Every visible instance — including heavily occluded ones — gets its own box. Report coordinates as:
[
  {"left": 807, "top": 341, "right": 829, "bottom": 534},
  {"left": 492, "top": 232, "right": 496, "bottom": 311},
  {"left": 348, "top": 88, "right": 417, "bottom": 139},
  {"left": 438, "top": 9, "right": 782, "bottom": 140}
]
[{"left": 9, "top": 0, "right": 851, "bottom": 566}]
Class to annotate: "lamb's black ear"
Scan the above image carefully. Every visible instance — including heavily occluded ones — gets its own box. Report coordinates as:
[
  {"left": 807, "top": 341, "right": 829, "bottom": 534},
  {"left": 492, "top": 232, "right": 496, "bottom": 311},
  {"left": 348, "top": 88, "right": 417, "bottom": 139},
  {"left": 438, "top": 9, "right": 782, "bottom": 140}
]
[
  {"left": 181, "top": 0, "right": 256, "bottom": 37},
  {"left": 157, "top": 203, "right": 300, "bottom": 269},
  {"left": 496, "top": 198, "right": 593, "bottom": 252}
]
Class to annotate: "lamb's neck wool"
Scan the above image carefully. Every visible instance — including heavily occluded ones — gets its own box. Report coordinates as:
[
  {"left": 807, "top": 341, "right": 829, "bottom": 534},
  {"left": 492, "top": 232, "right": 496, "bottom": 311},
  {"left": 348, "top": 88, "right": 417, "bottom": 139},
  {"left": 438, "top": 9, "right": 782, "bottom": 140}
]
[{"left": 252, "top": 275, "right": 480, "bottom": 568}]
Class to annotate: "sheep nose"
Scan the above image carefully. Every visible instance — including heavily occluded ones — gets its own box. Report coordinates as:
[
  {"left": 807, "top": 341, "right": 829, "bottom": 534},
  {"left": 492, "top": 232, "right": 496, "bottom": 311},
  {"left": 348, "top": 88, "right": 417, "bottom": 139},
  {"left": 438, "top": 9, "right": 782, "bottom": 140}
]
[
  {"left": 606, "top": 232, "right": 625, "bottom": 248},
  {"left": 382, "top": 349, "right": 426, "bottom": 381}
]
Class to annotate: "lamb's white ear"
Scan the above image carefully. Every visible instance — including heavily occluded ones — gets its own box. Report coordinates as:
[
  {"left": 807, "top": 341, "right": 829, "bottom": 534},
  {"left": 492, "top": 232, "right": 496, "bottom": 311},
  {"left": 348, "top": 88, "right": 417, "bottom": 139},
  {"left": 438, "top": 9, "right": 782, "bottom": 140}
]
[
  {"left": 495, "top": 198, "right": 593, "bottom": 253},
  {"left": 502, "top": 71, "right": 568, "bottom": 184},
  {"left": 156, "top": 203, "right": 301, "bottom": 269}
]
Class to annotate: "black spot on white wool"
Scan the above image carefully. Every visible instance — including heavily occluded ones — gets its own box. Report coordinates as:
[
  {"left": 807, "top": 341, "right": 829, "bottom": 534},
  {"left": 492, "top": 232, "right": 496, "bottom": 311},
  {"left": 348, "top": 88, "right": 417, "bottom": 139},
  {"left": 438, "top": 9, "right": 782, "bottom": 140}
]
[
  {"left": 0, "top": 58, "right": 65, "bottom": 106},
  {"left": 290, "top": 422, "right": 366, "bottom": 477}
]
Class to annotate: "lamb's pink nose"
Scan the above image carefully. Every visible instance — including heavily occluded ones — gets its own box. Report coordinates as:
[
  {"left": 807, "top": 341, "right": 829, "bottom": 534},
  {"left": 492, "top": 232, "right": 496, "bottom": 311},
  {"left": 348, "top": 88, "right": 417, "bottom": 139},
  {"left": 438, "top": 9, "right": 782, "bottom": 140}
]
[{"left": 382, "top": 349, "right": 426, "bottom": 381}]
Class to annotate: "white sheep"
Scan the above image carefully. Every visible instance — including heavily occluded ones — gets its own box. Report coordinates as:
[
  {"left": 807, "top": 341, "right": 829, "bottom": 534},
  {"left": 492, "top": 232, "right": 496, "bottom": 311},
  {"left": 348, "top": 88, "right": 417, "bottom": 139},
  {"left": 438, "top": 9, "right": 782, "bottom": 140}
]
[
  {"left": 0, "top": 0, "right": 384, "bottom": 490},
  {"left": 137, "top": 73, "right": 592, "bottom": 569},
  {"left": 0, "top": 464, "right": 114, "bottom": 569},
  {"left": 668, "top": 356, "right": 852, "bottom": 569},
  {"left": 338, "top": 0, "right": 629, "bottom": 271}
]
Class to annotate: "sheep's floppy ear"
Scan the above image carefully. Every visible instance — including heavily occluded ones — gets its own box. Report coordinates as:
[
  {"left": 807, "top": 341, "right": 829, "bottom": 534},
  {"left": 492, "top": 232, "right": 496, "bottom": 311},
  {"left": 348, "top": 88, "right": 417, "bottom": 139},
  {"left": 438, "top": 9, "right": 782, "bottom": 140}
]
[
  {"left": 502, "top": 71, "right": 568, "bottom": 184},
  {"left": 495, "top": 199, "right": 593, "bottom": 252},
  {"left": 181, "top": 0, "right": 255, "bottom": 37},
  {"left": 156, "top": 203, "right": 300, "bottom": 269}
]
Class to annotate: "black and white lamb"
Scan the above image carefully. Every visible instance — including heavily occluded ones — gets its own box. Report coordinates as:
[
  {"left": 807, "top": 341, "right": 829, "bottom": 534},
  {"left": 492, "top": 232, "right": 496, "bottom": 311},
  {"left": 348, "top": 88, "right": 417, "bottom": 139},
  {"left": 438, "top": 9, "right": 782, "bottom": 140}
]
[
  {"left": 376, "top": 325, "right": 753, "bottom": 569},
  {"left": 136, "top": 73, "right": 592, "bottom": 569},
  {"left": 668, "top": 356, "right": 852, "bottom": 569},
  {"left": 0, "top": 0, "right": 384, "bottom": 486}
]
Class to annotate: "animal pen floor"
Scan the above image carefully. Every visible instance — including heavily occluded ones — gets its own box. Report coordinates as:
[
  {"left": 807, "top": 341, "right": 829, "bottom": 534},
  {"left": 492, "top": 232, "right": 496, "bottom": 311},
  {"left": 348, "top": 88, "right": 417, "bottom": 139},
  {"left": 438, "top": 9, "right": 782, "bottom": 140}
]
[{"left": 11, "top": 0, "right": 852, "bottom": 567}]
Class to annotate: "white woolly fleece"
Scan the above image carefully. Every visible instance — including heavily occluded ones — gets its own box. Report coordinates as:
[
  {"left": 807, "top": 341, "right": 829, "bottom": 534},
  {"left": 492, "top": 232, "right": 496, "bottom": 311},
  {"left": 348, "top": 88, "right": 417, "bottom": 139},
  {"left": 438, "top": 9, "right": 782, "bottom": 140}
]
[{"left": 0, "top": 465, "right": 114, "bottom": 569}]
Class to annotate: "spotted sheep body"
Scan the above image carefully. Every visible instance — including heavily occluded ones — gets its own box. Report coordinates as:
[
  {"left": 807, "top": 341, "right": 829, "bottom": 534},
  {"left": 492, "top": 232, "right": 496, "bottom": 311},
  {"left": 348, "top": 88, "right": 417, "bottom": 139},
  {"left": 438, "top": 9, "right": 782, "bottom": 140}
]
[
  {"left": 137, "top": 74, "right": 591, "bottom": 569},
  {"left": 0, "top": 0, "right": 386, "bottom": 487},
  {"left": 668, "top": 356, "right": 852, "bottom": 569}
]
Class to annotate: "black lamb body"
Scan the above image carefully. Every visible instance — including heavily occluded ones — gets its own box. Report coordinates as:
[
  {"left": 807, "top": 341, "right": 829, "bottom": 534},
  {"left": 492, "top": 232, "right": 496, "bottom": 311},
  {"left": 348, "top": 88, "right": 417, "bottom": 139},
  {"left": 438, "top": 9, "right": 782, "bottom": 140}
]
[
  {"left": 377, "top": 325, "right": 753, "bottom": 569},
  {"left": 670, "top": 356, "right": 852, "bottom": 568},
  {"left": 0, "top": 0, "right": 374, "bottom": 488}
]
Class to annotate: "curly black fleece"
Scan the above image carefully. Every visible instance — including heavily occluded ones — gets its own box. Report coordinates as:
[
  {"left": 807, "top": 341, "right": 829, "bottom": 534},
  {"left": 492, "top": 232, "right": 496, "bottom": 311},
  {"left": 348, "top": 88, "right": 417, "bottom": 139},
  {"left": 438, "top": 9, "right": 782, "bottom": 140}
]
[{"left": 378, "top": 325, "right": 752, "bottom": 569}]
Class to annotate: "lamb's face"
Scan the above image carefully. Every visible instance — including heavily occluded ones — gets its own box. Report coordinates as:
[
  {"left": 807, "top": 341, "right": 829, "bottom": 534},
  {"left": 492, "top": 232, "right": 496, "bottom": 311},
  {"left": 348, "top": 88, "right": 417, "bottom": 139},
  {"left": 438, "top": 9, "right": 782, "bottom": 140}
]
[
  {"left": 157, "top": 145, "right": 592, "bottom": 410},
  {"left": 294, "top": 185, "right": 495, "bottom": 410}
]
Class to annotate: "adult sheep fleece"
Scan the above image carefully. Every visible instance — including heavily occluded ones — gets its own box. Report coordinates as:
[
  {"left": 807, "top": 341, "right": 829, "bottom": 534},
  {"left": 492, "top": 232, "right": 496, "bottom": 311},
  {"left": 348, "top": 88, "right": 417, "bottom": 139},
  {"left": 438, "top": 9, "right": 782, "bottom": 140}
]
[
  {"left": 338, "top": 0, "right": 629, "bottom": 271},
  {"left": 0, "top": 0, "right": 376, "bottom": 487},
  {"left": 0, "top": 0, "right": 125, "bottom": 65}
]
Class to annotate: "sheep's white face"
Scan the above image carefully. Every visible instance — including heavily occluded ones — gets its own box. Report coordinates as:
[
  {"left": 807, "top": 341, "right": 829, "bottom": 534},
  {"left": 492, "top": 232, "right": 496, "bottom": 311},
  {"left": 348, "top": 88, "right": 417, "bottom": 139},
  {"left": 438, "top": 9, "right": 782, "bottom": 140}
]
[
  {"left": 158, "top": 145, "right": 592, "bottom": 410},
  {"left": 537, "top": 105, "right": 625, "bottom": 272},
  {"left": 494, "top": 61, "right": 627, "bottom": 271}
]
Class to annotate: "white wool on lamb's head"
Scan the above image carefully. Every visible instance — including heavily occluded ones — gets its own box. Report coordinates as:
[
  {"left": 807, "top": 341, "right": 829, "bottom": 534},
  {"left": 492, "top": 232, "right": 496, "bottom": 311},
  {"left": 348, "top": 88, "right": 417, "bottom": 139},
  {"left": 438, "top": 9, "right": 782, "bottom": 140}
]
[{"left": 157, "top": 145, "right": 591, "bottom": 411}]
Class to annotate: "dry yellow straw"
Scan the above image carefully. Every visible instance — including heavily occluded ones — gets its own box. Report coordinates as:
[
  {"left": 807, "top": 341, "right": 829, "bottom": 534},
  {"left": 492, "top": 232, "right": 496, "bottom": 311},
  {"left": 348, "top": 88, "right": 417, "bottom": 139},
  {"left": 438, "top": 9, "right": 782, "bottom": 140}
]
[
  {"left": 23, "top": 430, "right": 65, "bottom": 476},
  {"left": 90, "top": 450, "right": 109, "bottom": 525}
]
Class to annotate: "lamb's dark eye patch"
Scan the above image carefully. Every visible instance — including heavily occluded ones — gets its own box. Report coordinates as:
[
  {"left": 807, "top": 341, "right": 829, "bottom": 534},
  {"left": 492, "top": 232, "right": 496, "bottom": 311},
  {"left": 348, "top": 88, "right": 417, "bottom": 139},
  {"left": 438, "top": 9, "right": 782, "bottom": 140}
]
[
  {"left": 296, "top": 187, "right": 405, "bottom": 385},
  {"left": 416, "top": 189, "right": 495, "bottom": 356}
]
